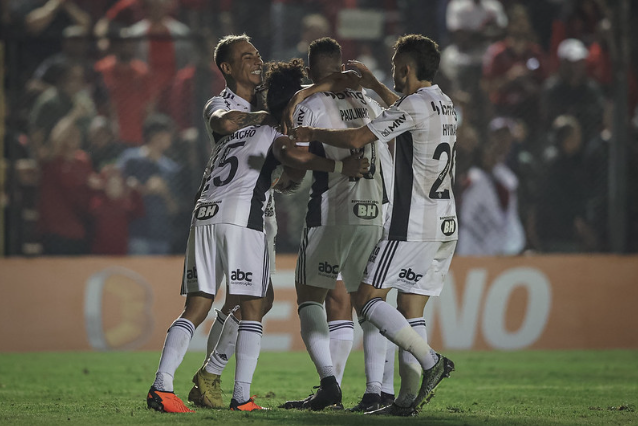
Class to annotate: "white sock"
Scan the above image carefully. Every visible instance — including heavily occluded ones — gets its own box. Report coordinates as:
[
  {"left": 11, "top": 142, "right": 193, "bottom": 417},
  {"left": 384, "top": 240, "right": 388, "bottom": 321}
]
[
  {"left": 153, "top": 318, "right": 195, "bottom": 392},
  {"left": 206, "top": 309, "right": 227, "bottom": 356},
  {"left": 328, "top": 320, "right": 354, "bottom": 385},
  {"left": 395, "top": 318, "right": 428, "bottom": 407},
  {"left": 232, "top": 321, "right": 263, "bottom": 403},
  {"left": 204, "top": 311, "right": 240, "bottom": 375},
  {"left": 382, "top": 341, "right": 396, "bottom": 395},
  {"left": 299, "top": 302, "right": 335, "bottom": 379},
  {"left": 361, "top": 298, "right": 436, "bottom": 370},
  {"left": 360, "top": 317, "right": 386, "bottom": 395}
]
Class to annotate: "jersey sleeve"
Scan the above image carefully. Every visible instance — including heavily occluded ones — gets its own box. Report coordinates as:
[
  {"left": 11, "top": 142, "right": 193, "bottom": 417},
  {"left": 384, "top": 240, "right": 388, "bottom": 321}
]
[
  {"left": 364, "top": 94, "right": 384, "bottom": 119},
  {"left": 203, "top": 95, "right": 230, "bottom": 121},
  {"left": 367, "top": 101, "right": 417, "bottom": 144},
  {"left": 292, "top": 103, "right": 315, "bottom": 128}
]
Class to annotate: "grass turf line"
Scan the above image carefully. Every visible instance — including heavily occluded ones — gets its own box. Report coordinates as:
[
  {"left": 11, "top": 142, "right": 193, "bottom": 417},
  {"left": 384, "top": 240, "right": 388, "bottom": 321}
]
[{"left": 0, "top": 350, "right": 636, "bottom": 425}]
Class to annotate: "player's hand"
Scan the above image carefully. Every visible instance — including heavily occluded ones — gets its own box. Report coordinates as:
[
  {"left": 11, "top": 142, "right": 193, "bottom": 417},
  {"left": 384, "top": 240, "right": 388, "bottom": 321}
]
[
  {"left": 341, "top": 153, "right": 369, "bottom": 178},
  {"left": 347, "top": 60, "right": 380, "bottom": 89},
  {"left": 288, "top": 126, "right": 313, "bottom": 142},
  {"left": 326, "top": 69, "right": 362, "bottom": 92}
]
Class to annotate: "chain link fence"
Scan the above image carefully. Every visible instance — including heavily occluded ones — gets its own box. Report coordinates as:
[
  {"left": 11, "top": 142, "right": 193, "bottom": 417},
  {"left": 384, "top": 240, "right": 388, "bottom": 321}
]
[{"left": 2, "top": 0, "right": 637, "bottom": 257}]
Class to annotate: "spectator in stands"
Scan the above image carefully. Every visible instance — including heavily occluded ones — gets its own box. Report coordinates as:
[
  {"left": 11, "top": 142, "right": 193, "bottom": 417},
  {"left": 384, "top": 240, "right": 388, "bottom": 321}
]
[
  {"left": 548, "top": 0, "right": 605, "bottom": 71},
  {"left": 37, "top": 118, "right": 98, "bottom": 255},
  {"left": 94, "top": 28, "right": 154, "bottom": 146},
  {"left": 441, "top": 0, "right": 508, "bottom": 132},
  {"left": 28, "top": 25, "right": 93, "bottom": 98},
  {"left": 457, "top": 117, "right": 526, "bottom": 256},
  {"left": 9, "top": 0, "right": 91, "bottom": 79},
  {"left": 541, "top": 38, "right": 605, "bottom": 145},
  {"left": 586, "top": 18, "right": 638, "bottom": 114},
  {"left": 281, "top": 13, "right": 331, "bottom": 62},
  {"left": 446, "top": 0, "right": 507, "bottom": 41},
  {"left": 531, "top": 115, "right": 596, "bottom": 252},
  {"left": 86, "top": 116, "right": 127, "bottom": 171},
  {"left": 29, "top": 61, "right": 95, "bottom": 160},
  {"left": 168, "top": 31, "right": 224, "bottom": 134},
  {"left": 89, "top": 165, "right": 145, "bottom": 255},
  {"left": 481, "top": 4, "right": 547, "bottom": 133},
  {"left": 127, "top": 0, "right": 192, "bottom": 105},
  {"left": 117, "top": 114, "right": 179, "bottom": 255}
]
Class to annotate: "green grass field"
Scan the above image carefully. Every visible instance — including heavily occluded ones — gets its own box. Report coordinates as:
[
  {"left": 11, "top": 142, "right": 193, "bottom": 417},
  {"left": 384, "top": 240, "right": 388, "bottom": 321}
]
[{"left": 0, "top": 350, "right": 636, "bottom": 425}]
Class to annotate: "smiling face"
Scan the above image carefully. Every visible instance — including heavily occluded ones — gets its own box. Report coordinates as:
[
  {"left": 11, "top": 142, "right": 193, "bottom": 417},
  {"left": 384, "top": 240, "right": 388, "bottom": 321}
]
[{"left": 226, "top": 40, "right": 263, "bottom": 90}]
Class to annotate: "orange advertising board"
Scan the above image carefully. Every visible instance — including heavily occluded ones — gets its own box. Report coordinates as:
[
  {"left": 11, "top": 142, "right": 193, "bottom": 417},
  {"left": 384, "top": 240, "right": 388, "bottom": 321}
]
[{"left": 1, "top": 255, "right": 637, "bottom": 352}]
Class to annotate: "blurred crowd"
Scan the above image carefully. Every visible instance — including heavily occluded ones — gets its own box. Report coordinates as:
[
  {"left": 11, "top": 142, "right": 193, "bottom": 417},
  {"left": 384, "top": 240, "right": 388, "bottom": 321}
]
[{"left": 2, "top": 0, "right": 638, "bottom": 256}]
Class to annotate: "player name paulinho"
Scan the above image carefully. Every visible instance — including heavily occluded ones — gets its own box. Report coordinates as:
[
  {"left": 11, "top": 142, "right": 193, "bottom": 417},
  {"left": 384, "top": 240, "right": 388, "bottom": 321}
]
[{"left": 340, "top": 107, "right": 369, "bottom": 121}]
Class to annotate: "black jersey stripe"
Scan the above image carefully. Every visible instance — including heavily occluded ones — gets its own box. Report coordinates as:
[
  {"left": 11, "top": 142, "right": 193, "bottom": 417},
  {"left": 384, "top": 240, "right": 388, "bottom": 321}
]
[
  {"left": 306, "top": 141, "right": 328, "bottom": 227},
  {"left": 379, "top": 159, "right": 389, "bottom": 205},
  {"left": 247, "top": 146, "right": 281, "bottom": 232},
  {"left": 388, "top": 132, "right": 414, "bottom": 241}
]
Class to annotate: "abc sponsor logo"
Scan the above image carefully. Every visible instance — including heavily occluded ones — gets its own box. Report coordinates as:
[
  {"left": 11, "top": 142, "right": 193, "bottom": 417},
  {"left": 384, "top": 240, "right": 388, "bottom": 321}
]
[
  {"left": 186, "top": 266, "right": 198, "bottom": 281},
  {"left": 231, "top": 269, "right": 253, "bottom": 283},
  {"left": 441, "top": 218, "right": 457, "bottom": 236},
  {"left": 399, "top": 268, "right": 422, "bottom": 283},
  {"left": 318, "top": 262, "right": 339, "bottom": 277},
  {"left": 196, "top": 203, "right": 219, "bottom": 220},
  {"left": 353, "top": 203, "right": 379, "bottom": 220}
]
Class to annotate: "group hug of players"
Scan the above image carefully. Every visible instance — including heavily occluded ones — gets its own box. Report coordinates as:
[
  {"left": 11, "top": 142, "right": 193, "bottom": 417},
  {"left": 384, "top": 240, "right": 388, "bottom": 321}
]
[{"left": 145, "top": 31, "right": 458, "bottom": 417}]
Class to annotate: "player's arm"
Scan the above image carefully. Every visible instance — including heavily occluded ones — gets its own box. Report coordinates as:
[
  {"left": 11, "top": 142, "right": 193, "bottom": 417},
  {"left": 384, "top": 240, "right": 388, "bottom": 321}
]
[
  {"left": 272, "top": 136, "right": 369, "bottom": 178},
  {"left": 347, "top": 60, "right": 400, "bottom": 106},
  {"left": 290, "top": 125, "right": 377, "bottom": 151},
  {"left": 281, "top": 70, "right": 361, "bottom": 134},
  {"left": 208, "top": 109, "right": 273, "bottom": 135}
]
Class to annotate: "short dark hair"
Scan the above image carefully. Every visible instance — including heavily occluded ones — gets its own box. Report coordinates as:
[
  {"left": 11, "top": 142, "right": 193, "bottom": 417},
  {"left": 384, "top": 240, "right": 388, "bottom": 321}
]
[
  {"left": 308, "top": 37, "right": 341, "bottom": 68},
  {"left": 143, "top": 114, "right": 174, "bottom": 143},
  {"left": 264, "top": 59, "right": 306, "bottom": 123},
  {"left": 214, "top": 34, "right": 251, "bottom": 73},
  {"left": 394, "top": 34, "right": 440, "bottom": 82}
]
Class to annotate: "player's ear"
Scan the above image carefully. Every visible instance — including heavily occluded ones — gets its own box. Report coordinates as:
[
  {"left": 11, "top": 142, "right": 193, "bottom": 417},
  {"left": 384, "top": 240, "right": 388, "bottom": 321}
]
[
  {"left": 341, "top": 63, "right": 346, "bottom": 72},
  {"left": 220, "top": 61, "right": 232, "bottom": 76},
  {"left": 401, "top": 63, "right": 410, "bottom": 79}
]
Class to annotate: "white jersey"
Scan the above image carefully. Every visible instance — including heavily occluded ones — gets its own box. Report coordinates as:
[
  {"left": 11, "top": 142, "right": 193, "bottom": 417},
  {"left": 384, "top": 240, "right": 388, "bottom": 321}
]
[
  {"left": 367, "top": 85, "right": 458, "bottom": 242},
  {"left": 204, "top": 87, "right": 252, "bottom": 146},
  {"left": 192, "top": 125, "right": 282, "bottom": 232},
  {"left": 378, "top": 137, "right": 394, "bottom": 221},
  {"left": 201, "top": 87, "right": 278, "bottom": 236},
  {"left": 293, "top": 89, "right": 385, "bottom": 227}
]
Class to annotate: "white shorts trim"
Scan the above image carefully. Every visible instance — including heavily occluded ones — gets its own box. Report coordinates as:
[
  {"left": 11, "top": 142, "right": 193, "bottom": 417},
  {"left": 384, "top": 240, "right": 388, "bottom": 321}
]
[
  {"left": 181, "top": 224, "right": 270, "bottom": 298},
  {"left": 362, "top": 240, "right": 456, "bottom": 296}
]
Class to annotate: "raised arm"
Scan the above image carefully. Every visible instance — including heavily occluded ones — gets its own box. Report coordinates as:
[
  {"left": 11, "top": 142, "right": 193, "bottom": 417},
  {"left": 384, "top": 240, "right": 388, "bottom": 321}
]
[
  {"left": 208, "top": 109, "right": 274, "bottom": 135},
  {"left": 347, "top": 60, "right": 400, "bottom": 107},
  {"left": 290, "top": 125, "right": 377, "bottom": 151},
  {"left": 281, "top": 70, "right": 362, "bottom": 134}
]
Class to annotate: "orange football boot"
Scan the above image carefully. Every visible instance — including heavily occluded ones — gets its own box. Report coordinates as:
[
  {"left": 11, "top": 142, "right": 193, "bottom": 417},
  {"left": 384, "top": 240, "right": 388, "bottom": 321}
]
[{"left": 147, "top": 387, "right": 195, "bottom": 413}]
